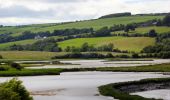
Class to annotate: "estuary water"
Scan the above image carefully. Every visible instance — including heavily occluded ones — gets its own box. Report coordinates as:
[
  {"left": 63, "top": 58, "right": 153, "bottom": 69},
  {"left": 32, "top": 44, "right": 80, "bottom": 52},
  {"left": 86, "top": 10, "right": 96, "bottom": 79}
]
[
  {"left": 26, "top": 59, "right": 170, "bottom": 69},
  {"left": 0, "top": 72, "right": 169, "bottom": 100}
]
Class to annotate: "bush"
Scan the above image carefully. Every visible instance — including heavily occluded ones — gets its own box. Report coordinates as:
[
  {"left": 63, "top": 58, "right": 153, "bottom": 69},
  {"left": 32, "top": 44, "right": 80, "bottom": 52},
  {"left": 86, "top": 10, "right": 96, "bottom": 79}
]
[
  {"left": 117, "top": 55, "right": 130, "bottom": 58},
  {"left": 0, "top": 78, "right": 32, "bottom": 100},
  {"left": 132, "top": 53, "right": 140, "bottom": 58},
  {"left": 0, "top": 87, "right": 20, "bottom": 100},
  {"left": 0, "top": 55, "right": 3, "bottom": 59},
  {"left": 106, "top": 53, "right": 114, "bottom": 58},
  {"left": 0, "top": 66, "right": 9, "bottom": 71},
  {"left": 93, "top": 27, "right": 111, "bottom": 37},
  {"left": 10, "top": 63, "right": 23, "bottom": 70},
  {"left": 52, "top": 52, "right": 108, "bottom": 59},
  {"left": 147, "top": 29, "right": 157, "bottom": 37},
  {"left": 51, "top": 60, "right": 61, "bottom": 64}
]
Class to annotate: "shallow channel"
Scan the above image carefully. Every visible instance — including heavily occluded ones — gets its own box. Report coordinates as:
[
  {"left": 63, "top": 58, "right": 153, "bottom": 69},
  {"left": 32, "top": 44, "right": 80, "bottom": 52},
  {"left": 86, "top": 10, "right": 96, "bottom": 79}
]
[{"left": 26, "top": 59, "right": 170, "bottom": 69}]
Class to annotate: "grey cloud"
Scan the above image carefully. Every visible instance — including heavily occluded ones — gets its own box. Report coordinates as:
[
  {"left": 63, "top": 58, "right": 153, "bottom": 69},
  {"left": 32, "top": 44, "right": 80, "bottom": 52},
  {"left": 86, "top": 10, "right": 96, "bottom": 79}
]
[
  {"left": 0, "top": 5, "right": 55, "bottom": 18},
  {"left": 125, "top": 0, "right": 170, "bottom": 3},
  {"left": 35, "top": 0, "right": 87, "bottom": 3}
]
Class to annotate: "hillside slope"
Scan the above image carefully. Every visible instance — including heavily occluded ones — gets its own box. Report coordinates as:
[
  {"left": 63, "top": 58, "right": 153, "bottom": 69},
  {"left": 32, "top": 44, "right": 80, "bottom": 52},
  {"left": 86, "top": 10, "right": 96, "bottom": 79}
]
[
  {"left": 58, "top": 37, "right": 155, "bottom": 52},
  {"left": 0, "top": 15, "right": 164, "bottom": 36}
]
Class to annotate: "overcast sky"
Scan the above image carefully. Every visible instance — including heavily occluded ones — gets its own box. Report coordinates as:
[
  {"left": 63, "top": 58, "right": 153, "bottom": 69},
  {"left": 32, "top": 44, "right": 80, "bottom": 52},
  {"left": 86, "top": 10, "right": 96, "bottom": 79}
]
[{"left": 0, "top": 0, "right": 170, "bottom": 26}]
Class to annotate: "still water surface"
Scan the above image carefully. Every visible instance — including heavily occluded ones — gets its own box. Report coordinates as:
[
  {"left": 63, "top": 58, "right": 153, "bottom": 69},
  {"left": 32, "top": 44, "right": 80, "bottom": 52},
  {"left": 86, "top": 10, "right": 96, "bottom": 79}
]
[{"left": 0, "top": 72, "right": 169, "bottom": 100}]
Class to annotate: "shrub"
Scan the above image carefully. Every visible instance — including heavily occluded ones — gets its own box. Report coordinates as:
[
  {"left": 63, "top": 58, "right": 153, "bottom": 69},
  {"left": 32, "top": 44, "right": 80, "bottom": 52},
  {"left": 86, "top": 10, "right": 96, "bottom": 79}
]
[
  {"left": 106, "top": 53, "right": 114, "bottom": 58},
  {"left": 0, "top": 55, "right": 3, "bottom": 59},
  {"left": 117, "top": 55, "right": 130, "bottom": 58},
  {"left": 10, "top": 63, "right": 23, "bottom": 70},
  {"left": 0, "top": 66, "right": 9, "bottom": 71},
  {"left": 0, "top": 78, "right": 32, "bottom": 100},
  {"left": 147, "top": 29, "right": 157, "bottom": 37},
  {"left": 132, "top": 53, "right": 140, "bottom": 58},
  {"left": 51, "top": 60, "right": 61, "bottom": 64},
  {"left": 0, "top": 87, "right": 20, "bottom": 100}
]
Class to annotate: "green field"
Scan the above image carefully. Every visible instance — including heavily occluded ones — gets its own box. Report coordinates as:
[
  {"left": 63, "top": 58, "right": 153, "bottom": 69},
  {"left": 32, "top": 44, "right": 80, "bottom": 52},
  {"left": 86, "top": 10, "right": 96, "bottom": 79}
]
[
  {"left": 33, "top": 16, "right": 163, "bottom": 32},
  {"left": 113, "top": 26, "right": 170, "bottom": 34},
  {"left": 0, "top": 51, "right": 58, "bottom": 60},
  {"left": 0, "top": 36, "right": 62, "bottom": 50},
  {"left": 0, "top": 39, "right": 37, "bottom": 50},
  {"left": 58, "top": 36, "right": 155, "bottom": 52},
  {"left": 0, "top": 15, "right": 163, "bottom": 36}
]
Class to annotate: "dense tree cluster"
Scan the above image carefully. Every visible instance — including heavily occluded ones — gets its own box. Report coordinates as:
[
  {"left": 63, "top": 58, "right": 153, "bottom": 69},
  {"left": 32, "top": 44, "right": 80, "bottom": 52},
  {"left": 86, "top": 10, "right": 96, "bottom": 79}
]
[
  {"left": 52, "top": 52, "right": 129, "bottom": 59},
  {"left": 124, "top": 24, "right": 136, "bottom": 33},
  {"left": 64, "top": 43, "right": 114, "bottom": 52},
  {"left": 99, "top": 12, "right": 131, "bottom": 19},
  {"left": 9, "top": 38, "right": 62, "bottom": 52},
  {"left": 142, "top": 33, "right": 170, "bottom": 58},
  {"left": 52, "top": 52, "right": 142, "bottom": 59},
  {"left": 92, "top": 27, "right": 111, "bottom": 37},
  {"left": 52, "top": 52, "right": 108, "bottom": 59},
  {"left": 0, "top": 28, "right": 93, "bottom": 44},
  {"left": 53, "top": 28, "right": 93, "bottom": 36},
  {"left": 156, "top": 14, "right": 170, "bottom": 26}
]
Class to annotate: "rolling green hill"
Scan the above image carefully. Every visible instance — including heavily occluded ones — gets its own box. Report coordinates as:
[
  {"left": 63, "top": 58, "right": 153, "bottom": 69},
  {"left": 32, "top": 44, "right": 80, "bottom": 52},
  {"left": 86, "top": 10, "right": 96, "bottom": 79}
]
[
  {"left": 0, "top": 15, "right": 164, "bottom": 36},
  {"left": 58, "top": 36, "right": 155, "bottom": 52},
  {"left": 0, "top": 15, "right": 166, "bottom": 53}
]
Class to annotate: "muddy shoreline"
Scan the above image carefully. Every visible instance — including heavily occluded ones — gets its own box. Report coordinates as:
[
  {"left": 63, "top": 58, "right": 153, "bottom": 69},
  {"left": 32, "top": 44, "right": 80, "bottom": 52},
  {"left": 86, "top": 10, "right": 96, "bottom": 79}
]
[
  {"left": 118, "top": 81, "right": 170, "bottom": 93},
  {"left": 99, "top": 78, "right": 170, "bottom": 100}
]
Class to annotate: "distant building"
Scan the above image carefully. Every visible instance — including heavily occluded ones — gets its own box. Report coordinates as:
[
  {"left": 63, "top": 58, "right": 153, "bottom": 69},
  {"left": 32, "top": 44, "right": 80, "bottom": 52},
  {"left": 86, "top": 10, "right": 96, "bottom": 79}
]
[
  {"left": 43, "top": 36, "right": 47, "bottom": 39},
  {"left": 34, "top": 35, "right": 47, "bottom": 39},
  {"left": 34, "top": 35, "right": 41, "bottom": 39}
]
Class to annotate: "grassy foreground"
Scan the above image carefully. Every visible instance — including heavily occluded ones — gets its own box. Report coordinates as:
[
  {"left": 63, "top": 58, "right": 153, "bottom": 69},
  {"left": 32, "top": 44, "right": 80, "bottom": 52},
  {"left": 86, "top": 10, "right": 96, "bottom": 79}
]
[{"left": 98, "top": 77, "right": 170, "bottom": 100}]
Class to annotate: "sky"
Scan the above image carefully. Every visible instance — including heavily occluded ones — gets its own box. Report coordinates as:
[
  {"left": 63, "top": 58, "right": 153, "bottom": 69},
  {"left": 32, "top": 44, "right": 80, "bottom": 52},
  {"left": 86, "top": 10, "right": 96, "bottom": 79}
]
[{"left": 0, "top": 0, "right": 170, "bottom": 26}]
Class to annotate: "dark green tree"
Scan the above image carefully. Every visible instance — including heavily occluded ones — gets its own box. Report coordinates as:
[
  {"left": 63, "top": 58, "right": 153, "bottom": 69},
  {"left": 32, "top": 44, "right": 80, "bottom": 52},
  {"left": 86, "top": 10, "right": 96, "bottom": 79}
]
[{"left": 163, "top": 14, "right": 170, "bottom": 26}]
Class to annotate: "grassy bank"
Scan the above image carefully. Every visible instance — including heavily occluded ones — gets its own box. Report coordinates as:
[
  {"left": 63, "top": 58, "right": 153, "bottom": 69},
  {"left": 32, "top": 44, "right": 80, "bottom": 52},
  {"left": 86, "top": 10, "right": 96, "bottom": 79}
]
[
  {"left": 0, "top": 51, "right": 129, "bottom": 60},
  {"left": 1, "top": 63, "right": 170, "bottom": 76},
  {"left": 0, "top": 51, "right": 59, "bottom": 60},
  {"left": 96, "top": 63, "right": 170, "bottom": 72},
  {"left": 0, "top": 69, "right": 63, "bottom": 77},
  {"left": 99, "top": 78, "right": 170, "bottom": 100},
  {"left": 63, "top": 63, "right": 170, "bottom": 72}
]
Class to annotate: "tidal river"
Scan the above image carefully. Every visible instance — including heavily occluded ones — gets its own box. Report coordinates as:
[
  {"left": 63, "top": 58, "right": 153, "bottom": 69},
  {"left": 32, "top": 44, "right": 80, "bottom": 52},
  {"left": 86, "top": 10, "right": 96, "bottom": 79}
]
[
  {"left": 0, "top": 72, "right": 170, "bottom": 100},
  {"left": 26, "top": 59, "right": 170, "bottom": 69}
]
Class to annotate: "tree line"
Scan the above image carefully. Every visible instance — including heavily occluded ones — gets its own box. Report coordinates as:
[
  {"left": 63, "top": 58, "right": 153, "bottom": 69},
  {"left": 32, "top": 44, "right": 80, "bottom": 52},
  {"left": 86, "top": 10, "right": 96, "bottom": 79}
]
[
  {"left": 52, "top": 52, "right": 140, "bottom": 59},
  {"left": 142, "top": 33, "right": 170, "bottom": 58},
  {"left": 9, "top": 38, "right": 62, "bottom": 52},
  {"left": 1, "top": 16, "right": 165, "bottom": 44},
  {"left": 8, "top": 39, "right": 130, "bottom": 53}
]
